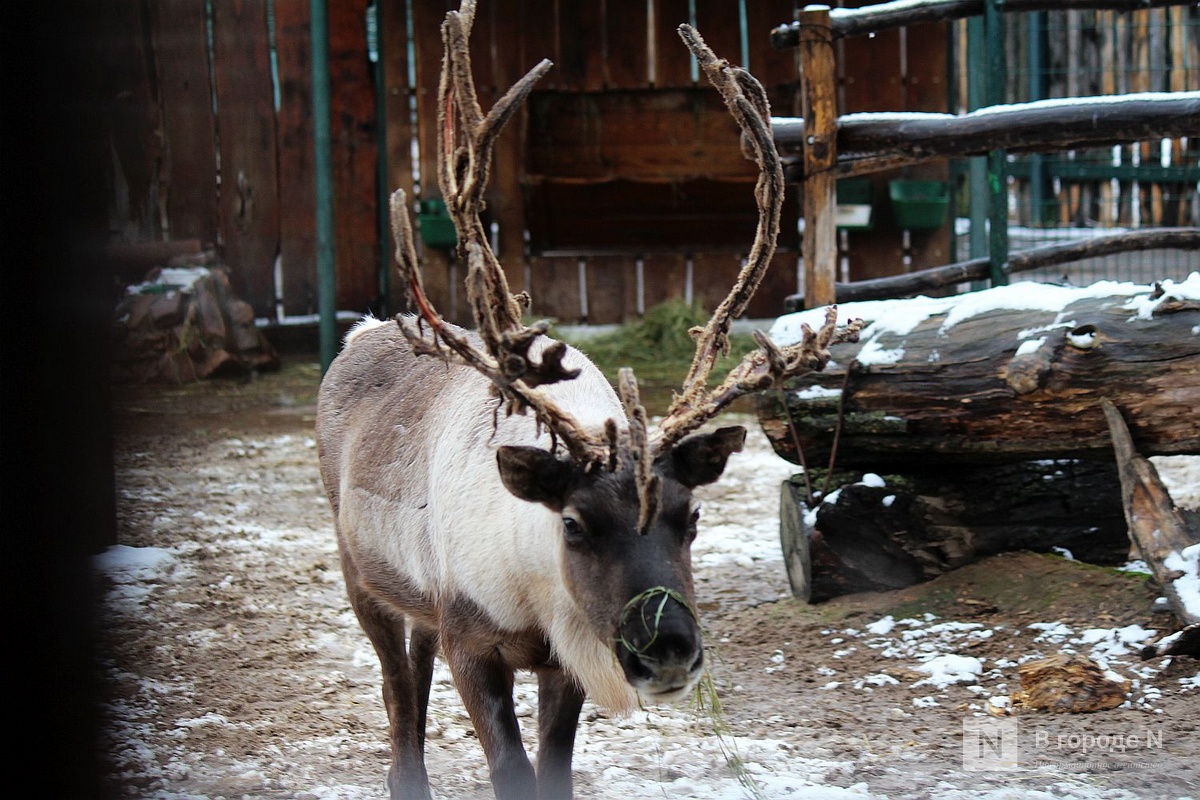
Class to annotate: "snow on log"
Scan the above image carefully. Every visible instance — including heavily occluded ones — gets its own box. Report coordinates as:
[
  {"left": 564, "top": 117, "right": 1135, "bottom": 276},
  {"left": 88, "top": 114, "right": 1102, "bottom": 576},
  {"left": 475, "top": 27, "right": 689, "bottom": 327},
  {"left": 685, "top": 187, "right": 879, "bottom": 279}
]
[
  {"left": 1102, "top": 398, "right": 1200, "bottom": 627},
  {"left": 1141, "top": 623, "right": 1200, "bottom": 659},
  {"left": 770, "top": 92, "right": 1200, "bottom": 179},
  {"left": 756, "top": 275, "right": 1200, "bottom": 469}
]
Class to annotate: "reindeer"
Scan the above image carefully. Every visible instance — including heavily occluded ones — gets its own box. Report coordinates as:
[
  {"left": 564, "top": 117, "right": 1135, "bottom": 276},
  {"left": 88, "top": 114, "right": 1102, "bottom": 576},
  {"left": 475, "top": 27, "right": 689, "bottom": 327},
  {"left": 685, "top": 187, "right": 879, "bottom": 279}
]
[{"left": 316, "top": 4, "right": 861, "bottom": 799}]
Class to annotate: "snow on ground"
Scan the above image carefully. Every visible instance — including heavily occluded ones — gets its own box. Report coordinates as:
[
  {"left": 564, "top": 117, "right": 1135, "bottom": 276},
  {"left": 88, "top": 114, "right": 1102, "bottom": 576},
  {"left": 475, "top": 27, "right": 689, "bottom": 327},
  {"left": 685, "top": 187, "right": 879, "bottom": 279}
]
[{"left": 98, "top": 417, "right": 1200, "bottom": 799}]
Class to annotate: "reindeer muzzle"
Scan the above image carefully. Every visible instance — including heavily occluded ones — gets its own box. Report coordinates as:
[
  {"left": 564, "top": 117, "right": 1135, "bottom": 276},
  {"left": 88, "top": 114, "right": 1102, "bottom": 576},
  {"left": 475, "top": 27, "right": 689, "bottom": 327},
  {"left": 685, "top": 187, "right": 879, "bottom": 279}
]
[{"left": 615, "top": 588, "right": 705, "bottom": 703}]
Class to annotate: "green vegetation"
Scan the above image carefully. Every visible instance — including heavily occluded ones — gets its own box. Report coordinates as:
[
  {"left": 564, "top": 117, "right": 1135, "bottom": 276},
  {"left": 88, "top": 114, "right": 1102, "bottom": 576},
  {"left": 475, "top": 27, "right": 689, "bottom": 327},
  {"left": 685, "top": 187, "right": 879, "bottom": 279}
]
[{"left": 555, "top": 299, "right": 761, "bottom": 388}]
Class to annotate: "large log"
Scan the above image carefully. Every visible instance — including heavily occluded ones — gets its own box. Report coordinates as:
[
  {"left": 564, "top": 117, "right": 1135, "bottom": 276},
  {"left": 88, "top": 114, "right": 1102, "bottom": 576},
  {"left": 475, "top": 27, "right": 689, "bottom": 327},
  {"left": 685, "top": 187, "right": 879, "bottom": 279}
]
[
  {"left": 779, "top": 461, "right": 1131, "bottom": 603},
  {"left": 756, "top": 278, "right": 1200, "bottom": 469}
]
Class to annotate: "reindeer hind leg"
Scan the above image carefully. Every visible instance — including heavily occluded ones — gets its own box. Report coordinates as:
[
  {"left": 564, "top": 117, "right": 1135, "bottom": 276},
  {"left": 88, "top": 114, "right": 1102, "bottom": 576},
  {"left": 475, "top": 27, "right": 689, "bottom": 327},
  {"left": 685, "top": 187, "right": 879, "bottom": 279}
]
[
  {"left": 408, "top": 622, "right": 438, "bottom": 753},
  {"left": 344, "top": 576, "right": 433, "bottom": 800}
]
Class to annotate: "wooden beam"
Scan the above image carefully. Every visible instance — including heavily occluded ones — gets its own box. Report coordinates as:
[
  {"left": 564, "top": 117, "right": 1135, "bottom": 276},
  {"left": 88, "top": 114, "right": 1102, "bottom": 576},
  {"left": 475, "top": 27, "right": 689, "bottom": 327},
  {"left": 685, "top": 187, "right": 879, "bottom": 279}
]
[
  {"left": 770, "top": 0, "right": 1196, "bottom": 47},
  {"left": 786, "top": 227, "right": 1200, "bottom": 308},
  {"left": 797, "top": 6, "right": 837, "bottom": 309},
  {"left": 1101, "top": 398, "right": 1200, "bottom": 627},
  {"left": 772, "top": 93, "right": 1200, "bottom": 181}
]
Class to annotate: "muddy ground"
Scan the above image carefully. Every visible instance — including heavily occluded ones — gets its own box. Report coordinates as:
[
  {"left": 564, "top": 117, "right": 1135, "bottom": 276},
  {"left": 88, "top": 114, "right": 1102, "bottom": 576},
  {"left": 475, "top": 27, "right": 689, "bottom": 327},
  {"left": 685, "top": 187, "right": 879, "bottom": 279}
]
[{"left": 98, "top": 352, "right": 1199, "bottom": 799}]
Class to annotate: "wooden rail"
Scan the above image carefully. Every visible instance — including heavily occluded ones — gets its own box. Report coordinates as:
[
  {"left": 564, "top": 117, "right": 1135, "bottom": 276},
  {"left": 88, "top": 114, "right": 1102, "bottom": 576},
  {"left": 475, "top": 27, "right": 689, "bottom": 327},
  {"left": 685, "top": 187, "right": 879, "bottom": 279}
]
[
  {"left": 778, "top": 1, "right": 1198, "bottom": 307},
  {"left": 770, "top": 0, "right": 1197, "bottom": 47},
  {"left": 782, "top": 228, "right": 1200, "bottom": 310},
  {"left": 770, "top": 93, "right": 1200, "bottom": 180}
]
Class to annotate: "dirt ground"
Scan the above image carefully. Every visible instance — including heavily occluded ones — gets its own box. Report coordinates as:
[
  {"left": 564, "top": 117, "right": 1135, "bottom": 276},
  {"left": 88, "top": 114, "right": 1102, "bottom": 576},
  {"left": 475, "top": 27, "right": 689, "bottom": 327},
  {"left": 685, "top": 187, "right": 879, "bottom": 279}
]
[{"left": 98, "top": 351, "right": 1199, "bottom": 800}]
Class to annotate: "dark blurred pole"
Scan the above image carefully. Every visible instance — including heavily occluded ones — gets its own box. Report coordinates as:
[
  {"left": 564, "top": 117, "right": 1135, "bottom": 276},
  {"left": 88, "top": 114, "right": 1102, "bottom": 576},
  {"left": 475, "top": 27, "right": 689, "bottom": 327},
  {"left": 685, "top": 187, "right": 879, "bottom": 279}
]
[
  {"left": 313, "top": 0, "right": 338, "bottom": 372},
  {"left": 986, "top": 0, "right": 1010, "bottom": 285},
  {"left": 3, "top": 1, "right": 116, "bottom": 796}
]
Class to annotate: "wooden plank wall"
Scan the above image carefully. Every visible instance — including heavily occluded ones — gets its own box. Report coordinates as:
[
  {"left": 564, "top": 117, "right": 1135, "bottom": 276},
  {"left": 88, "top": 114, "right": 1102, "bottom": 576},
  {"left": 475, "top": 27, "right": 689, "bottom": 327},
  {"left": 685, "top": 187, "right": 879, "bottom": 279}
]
[
  {"left": 406, "top": 0, "right": 803, "bottom": 325},
  {"left": 103, "top": 0, "right": 387, "bottom": 319},
  {"left": 106, "top": 1, "right": 967, "bottom": 326}
]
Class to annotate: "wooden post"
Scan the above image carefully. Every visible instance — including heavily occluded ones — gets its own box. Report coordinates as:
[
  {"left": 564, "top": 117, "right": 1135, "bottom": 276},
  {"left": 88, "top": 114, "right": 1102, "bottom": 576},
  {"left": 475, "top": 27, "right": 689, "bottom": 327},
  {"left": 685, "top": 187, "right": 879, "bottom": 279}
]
[
  {"left": 1101, "top": 399, "right": 1200, "bottom": 627},
  {"left": 797, "top": 5, "right": 837, "bottom": 309}
]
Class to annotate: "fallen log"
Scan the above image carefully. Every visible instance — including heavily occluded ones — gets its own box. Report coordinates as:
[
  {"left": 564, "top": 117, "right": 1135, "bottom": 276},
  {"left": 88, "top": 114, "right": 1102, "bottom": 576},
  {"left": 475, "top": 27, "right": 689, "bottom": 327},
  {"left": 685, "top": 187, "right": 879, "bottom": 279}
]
[
  {"left": 779, "top": 461, "right": 1131, "bottom": 603},
  {"left": 756, "top": 277, "right": 1200, "bottom": 469},
  {"left": 1102, "top": 398, "right": 1200, "bottom": 627}
]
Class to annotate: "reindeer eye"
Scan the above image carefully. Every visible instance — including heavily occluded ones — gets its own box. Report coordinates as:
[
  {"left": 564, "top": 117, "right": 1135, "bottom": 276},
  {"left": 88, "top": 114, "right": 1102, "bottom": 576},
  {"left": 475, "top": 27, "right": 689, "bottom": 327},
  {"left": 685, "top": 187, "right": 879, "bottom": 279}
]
[
  {"left": 684, "top": 505, "right": 701, "bottom": 543},
  {"left": 562, "top": 515, "right": 586, "bottom": 544}
]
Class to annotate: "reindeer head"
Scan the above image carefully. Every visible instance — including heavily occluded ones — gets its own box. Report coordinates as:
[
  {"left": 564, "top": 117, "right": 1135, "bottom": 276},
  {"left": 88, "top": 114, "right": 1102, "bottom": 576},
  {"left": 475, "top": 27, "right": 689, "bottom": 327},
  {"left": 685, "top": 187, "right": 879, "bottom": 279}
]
[
  {"left": 389, "top": 1, "right": 862, "bottom": 704},
  {"left": 496, "top": 423, "right": 745, "bottom": 701}
]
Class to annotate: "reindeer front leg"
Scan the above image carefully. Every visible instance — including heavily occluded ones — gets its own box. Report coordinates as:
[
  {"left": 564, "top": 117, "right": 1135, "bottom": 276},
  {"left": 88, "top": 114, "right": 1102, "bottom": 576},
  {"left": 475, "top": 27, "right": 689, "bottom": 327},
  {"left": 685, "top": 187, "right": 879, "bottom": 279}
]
[
  {"left": 442, "top": 637, "right": 537, "bottom": 799},
  {"left": 535, "top": 668, "right": 586, "bottom": 800}
]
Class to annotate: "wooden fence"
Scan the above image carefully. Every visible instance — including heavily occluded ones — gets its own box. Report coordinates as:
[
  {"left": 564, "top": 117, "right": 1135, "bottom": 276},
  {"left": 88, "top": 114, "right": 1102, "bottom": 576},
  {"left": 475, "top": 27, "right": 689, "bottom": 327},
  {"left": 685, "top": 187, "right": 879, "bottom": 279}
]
[
  {"left": 105, "top": 0, "right": 379, "bottom": 319},
  {"left": 103, "top": 0, "right": 969, "bottom": 326},
  {"left": 974, "top": 6, "right": 1200, "bottom": 233}
]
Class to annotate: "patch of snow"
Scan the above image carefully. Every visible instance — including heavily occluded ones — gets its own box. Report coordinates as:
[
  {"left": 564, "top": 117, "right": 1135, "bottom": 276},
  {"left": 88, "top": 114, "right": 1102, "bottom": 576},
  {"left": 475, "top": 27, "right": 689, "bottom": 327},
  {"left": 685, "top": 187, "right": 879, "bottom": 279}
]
[
  {"left": 94, "top": 544, "right": 178, "bottom": 584},
  {"left": 855, "top": 338, "right": 905, "bottom": 366},
  {"left": 1015, "top": 337, "right": 1046, "bottom": 356},
  {"left": 911, "top": 655, "right": 983, "bottom": 689},
  {"left": 1163, "top": 544, "right": 1200, "bottom": 619},
  {"left": 793, "top": 384, "right": 843, "bottom": 400}
]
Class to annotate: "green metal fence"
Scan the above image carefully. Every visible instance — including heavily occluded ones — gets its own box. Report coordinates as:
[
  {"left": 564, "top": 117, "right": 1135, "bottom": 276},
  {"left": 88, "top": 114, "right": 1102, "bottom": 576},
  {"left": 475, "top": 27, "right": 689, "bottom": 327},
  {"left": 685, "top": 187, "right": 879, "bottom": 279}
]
[{"left": 953, "top": 5, "right": 1200, "bottom": 284}]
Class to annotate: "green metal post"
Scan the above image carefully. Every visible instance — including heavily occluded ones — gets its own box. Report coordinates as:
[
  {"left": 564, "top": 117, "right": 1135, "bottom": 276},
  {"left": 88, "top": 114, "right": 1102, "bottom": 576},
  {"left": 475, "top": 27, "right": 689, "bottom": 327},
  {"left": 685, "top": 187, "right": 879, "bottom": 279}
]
[
  {"left": 372, "top": 1, "right": 391, "bottom": 316},
  {"left": 986, "top": 0, "right": 1009, "bottom": 286},
  {"left": 967, "top": 16, "right": 989, "bottom": 281},
  {"left": 1027, "top": 12, "right": 1047, "bottom": 226},
  {"left": 312, "top": 0, "right": 337, "bottom": 372}
]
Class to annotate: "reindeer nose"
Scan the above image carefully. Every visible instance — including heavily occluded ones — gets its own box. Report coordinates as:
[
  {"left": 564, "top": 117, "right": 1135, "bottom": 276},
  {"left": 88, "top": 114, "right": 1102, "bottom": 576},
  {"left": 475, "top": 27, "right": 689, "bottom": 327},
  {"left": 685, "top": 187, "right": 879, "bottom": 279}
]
[{"left": 617, "top": 595, "right": 705, "bottom": 701}]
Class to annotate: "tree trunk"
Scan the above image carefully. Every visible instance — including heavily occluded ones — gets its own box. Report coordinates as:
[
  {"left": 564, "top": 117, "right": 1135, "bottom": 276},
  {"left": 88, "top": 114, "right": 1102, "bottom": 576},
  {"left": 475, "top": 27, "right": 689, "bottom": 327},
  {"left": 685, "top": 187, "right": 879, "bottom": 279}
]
[{"left": 757, "top": 282, "right": 1200, "bottom": 469}]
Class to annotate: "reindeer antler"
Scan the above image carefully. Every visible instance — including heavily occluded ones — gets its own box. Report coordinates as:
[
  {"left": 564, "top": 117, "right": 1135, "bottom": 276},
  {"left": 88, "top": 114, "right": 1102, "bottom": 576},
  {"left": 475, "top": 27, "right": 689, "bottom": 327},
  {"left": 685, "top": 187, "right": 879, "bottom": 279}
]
[
  {"left": 653, "top": 25, "right": 863, "bottom": 451},
  {"left": 392, "top": 2, "right": 617, "bottom": 466},
  {"left": 392, "top": 4, "right": 862, "bottom": 529}
]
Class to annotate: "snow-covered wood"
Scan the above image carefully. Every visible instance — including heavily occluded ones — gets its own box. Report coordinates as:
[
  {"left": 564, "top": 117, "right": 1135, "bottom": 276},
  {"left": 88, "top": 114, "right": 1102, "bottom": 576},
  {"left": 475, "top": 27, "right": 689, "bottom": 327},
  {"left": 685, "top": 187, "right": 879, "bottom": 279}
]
[
  {"left": 757, "top": 277, "right": 1200, "bottom": 469},
  {"left": 770, "top": 92, "right": 1200, "bottom": 179}
]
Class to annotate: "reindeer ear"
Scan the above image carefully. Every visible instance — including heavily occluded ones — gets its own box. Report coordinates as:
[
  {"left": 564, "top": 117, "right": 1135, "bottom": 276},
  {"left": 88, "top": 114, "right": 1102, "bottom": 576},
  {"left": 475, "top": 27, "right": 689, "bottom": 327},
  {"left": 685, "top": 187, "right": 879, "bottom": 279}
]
[
  {"left": 496, "top": 446, "right": 572, "bottom": 510},
  {"left": 669, "top": 426, "right": 746, "bottom": 488}
]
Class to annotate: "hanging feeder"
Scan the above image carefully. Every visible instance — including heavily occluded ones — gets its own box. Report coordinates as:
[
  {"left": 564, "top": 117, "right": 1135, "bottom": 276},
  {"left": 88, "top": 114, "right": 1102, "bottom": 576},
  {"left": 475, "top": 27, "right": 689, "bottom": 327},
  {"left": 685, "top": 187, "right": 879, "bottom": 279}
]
[
  {"left": 835, "top": 178, "right": 874, "bottom": 231},
  {"left": 417, "top": 198, "right": 458, "bottom": 249},
  {"left": 889, "top": 180, "right": 950, "bottom": 231}
]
